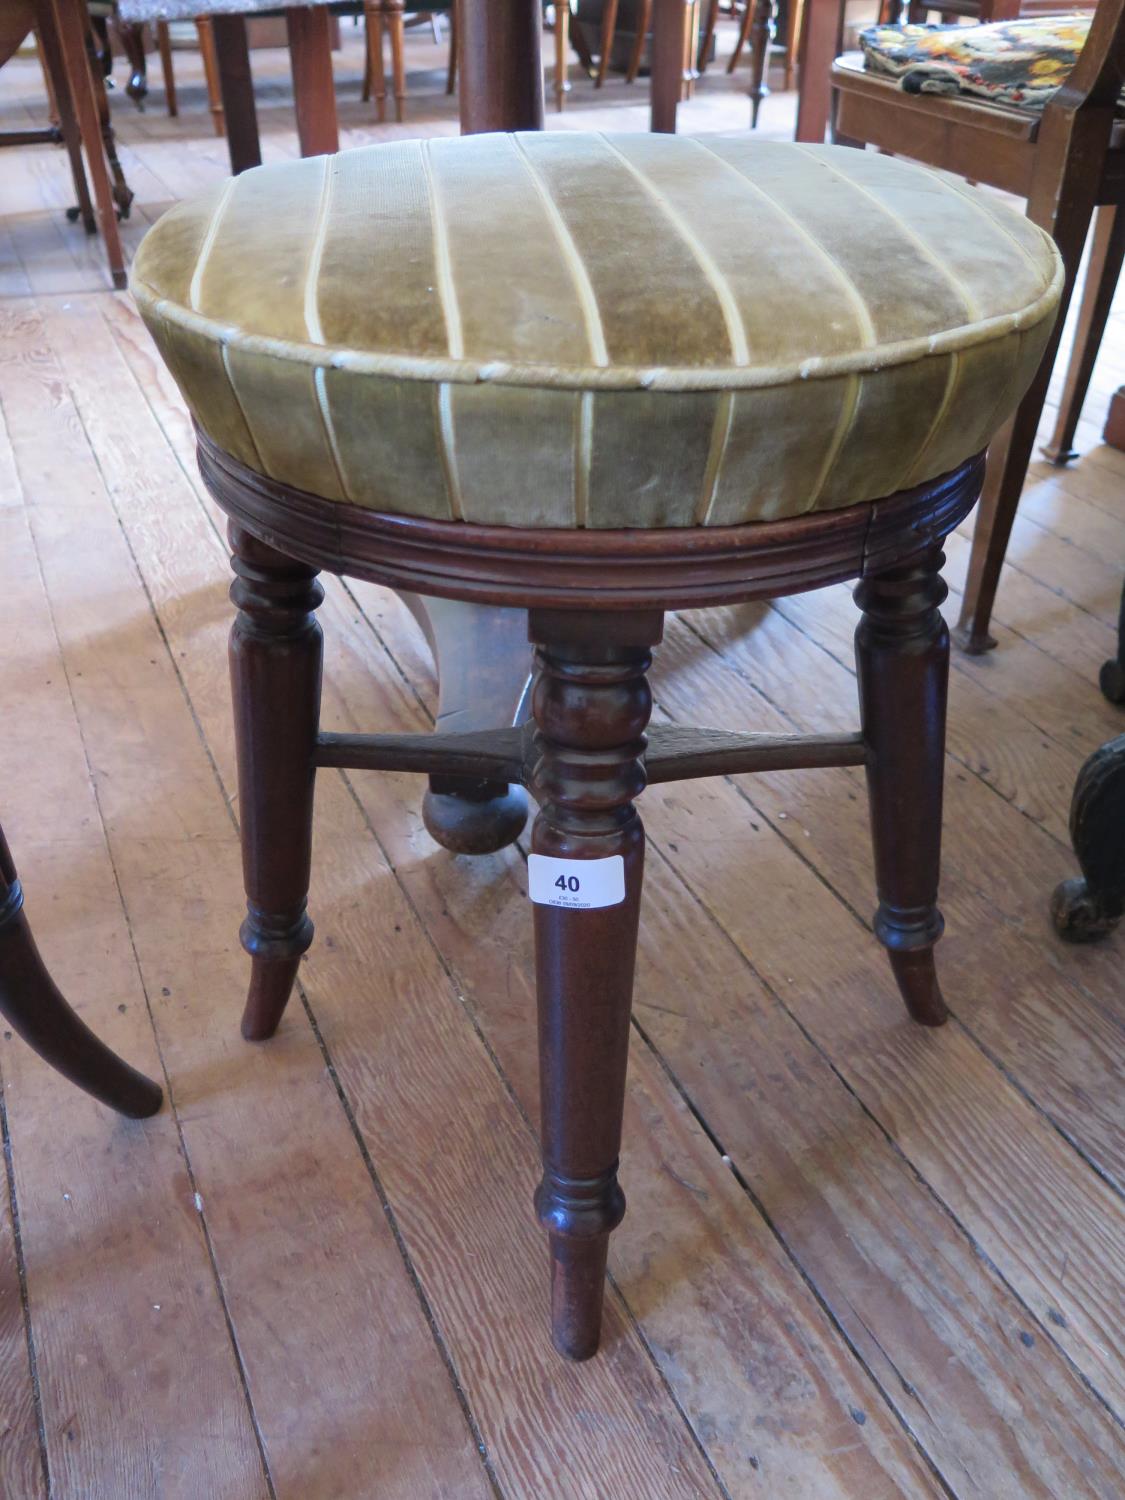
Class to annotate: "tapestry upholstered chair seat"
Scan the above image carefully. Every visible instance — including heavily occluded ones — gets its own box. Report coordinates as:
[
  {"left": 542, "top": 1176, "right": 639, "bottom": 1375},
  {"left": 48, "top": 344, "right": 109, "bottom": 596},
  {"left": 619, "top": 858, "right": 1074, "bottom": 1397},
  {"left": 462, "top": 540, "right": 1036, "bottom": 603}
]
[
  {"left": 134, "top": 126, "right": 1060, "bottom": 1360},
  {"left": 859, "top": 14, "right": 1121, "bottom": 112}
]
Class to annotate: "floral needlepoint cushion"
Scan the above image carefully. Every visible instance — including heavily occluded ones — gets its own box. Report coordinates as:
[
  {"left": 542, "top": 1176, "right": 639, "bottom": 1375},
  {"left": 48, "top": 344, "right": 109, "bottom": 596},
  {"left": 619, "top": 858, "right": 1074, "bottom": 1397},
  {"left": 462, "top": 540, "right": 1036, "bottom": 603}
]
[{"left": 859, "top": 16, "right": 1113, "bottom": 113}]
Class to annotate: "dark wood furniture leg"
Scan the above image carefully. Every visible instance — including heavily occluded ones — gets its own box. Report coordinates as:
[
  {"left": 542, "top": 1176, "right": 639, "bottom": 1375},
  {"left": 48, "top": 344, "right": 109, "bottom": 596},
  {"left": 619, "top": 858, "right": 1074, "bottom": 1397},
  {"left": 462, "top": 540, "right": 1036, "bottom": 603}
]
[
  {"left": 794, "top": 0, "right": 839, "bottom": 143},
  {"left": 228, "top": 523, "right": 324, "bottom": 1041},
  {"left": 33, "top": 2, "right": 96, "bottom": 234},
  {"left": 460, "top": 0, "right": 544, "bottom": 132},
  {"left": 651, "top": 0, "right": 689, "bottom": 131},
  {"left": 115, "top": 18, "right": 148, "bottom": 105},
  {"left": 211, "top": 14, "right": 261, "bottom": 174},
  {"left": 286, "top": 5, "right": 339, "bottom": 157},
  {"left": 156, "top": 20, "right": 178, "bottom": 117},
  {"left": 1051, "top": 733, "right": 1125, "bottom": 942},
  {"left": 855, "top": 548, "right": 950, "bottom": 1026},
  {"left": 0, "top": 826, "right": 162, "bottom": 1118},
  {"left": 44, "top": 0, "right": 126, "bottom": 287},
  {"left": 596, "top": 0, "right": 620, "bottom": 86},
  {"left": 1043, "top": 205, "right": 1125, "bottom": 464},
  {"left": 747, "top": 0, "right": 773, "bottom": 127},
  {"left": 528, "top": 607, "right": 662, "bottom": 1360},
  {"left": 1101, "top": 577, "right": 1125, "bottom": 705}
]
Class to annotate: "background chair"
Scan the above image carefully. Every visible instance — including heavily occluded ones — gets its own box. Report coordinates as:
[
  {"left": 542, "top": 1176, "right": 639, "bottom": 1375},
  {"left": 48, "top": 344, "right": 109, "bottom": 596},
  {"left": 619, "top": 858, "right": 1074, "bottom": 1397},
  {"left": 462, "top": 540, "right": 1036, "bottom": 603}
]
[{"left": 828, "top": 0, "right": 1125, "bottom": 652}]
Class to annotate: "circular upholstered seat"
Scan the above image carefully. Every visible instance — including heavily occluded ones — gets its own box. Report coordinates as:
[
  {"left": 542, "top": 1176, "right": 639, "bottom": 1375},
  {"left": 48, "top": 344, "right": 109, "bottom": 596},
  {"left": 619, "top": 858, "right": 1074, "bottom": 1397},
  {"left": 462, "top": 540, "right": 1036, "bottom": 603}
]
[{"left": 133, "top": 132, "right": 1060, "bottom": 528}]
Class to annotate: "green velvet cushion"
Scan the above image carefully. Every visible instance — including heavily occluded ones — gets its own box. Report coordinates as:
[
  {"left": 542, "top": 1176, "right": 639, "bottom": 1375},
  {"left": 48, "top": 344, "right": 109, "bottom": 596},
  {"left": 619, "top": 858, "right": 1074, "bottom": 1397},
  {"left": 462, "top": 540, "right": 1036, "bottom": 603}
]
[{"left": 132, "top": 132, "right": 1061, "bottom": 529}]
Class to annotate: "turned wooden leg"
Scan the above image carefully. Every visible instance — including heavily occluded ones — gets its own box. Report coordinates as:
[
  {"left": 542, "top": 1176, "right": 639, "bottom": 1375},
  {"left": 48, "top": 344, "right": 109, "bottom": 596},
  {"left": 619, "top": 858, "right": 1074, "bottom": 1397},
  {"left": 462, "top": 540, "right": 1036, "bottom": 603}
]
[
  {"left": 1043, "top": 207, "right": 1125, "bottom": 466},
  {"left": 1051, "top": 733, "right": 1125, "bottom": 942},
  {"left": 228, "top": 524, "right": 323, "bottom": 1042},
  {"left": 0, "top": 827, "right": 161, "bottom": 1118},
  {"left": 528, "top": 608, "right": 662, "bottom": 1360},
  {"left": 855, "top": 550, "right": 950, "bottom": 1027}
]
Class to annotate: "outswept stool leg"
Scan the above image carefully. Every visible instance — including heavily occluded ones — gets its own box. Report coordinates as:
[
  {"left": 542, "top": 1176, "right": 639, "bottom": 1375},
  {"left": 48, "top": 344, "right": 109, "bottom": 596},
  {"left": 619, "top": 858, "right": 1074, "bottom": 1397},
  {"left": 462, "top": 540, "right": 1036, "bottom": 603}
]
[
  {"left": 527, "top": 608, "right": 662, "bottom": 1361},
  {"left": 228, "top": 523, "right": 324, "bottom": 1041},
  {"left": 855, "top": 548, "right": 950, "bottom": 1027},
  {"left": 0, "top": 826, "right": 162, "bottom": 1118}
]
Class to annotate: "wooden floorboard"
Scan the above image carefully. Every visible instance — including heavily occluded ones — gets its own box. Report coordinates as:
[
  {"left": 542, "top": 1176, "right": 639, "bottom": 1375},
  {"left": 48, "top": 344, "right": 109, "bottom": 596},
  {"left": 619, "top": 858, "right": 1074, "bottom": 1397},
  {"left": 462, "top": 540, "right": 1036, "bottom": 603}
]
[{"left": 0, "top": 23, "right": 1122, "bottom": 1500}]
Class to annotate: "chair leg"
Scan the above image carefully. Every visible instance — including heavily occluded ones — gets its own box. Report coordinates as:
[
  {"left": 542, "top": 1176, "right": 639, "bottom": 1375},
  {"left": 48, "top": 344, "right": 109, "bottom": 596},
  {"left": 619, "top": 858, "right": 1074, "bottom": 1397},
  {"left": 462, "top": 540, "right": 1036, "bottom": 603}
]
[
  {"left": 446, "top": 0, "right": 459, "bottom": 96},
  {"left": 855, "top": 549, "right": 950, "bottom": 1028},
  {"left": 156, "top": 21, "right": 178, "bottom": 117},
  {"left": 626, "top": 0, "right": 651, "bottom": 83},
  {"left": 528, "top": 607, "right": 662, "bottom": 1361},
  {"left": 386, "top": 0, "right": 406, "bottom": 123},
  {"left": 727, "top": 0, "right": 754, "bottom": 72},
  {"left": 228, "top": 523, "right": 323, "bottom": 1043},
  {"left": 35, "top": 11, "right": 97, "bottom": 234},
  {"left": 747, "top": 0, "right": 772, "bottom": 127},
  {"left": 0, "top": 828, "right": 162, "bottom": 1119},
  {"left": 1042, "top": 205, "right": 1125, "bottom": 465},
  {"left": 696, "top": 0, "right": 718, "bottom": 73},
  {"left": 196, "top": 19, "right": 225, "bottom": 136},
  {"left": 42, "top": 0, "right": 127, "bottom": 289},
  {"left": 596, "top": 0, "right": 619, "bottom": 86},
  {"left": 554, "top": 0, "right": 570, "bottom": 107},
  {"left": 365, "top": 1, "right": 387, "bottom": 122}
]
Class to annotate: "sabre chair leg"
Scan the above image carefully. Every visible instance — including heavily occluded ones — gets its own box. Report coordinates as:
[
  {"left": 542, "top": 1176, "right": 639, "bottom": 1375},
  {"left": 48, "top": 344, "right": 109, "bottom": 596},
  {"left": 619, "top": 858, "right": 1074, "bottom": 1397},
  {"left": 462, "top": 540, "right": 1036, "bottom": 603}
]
[
  {"left": 528, "top": 608, "right": 662, "bottom": 1360},
  {"left": 0, "top": 829, "right": 162, "bottom": 1118},
  {"left": 855, "top": 549, "right": 951, "bottom": 1027},
  {"left": 228, "top": 523, "right": 324, "bottom": 1042}
]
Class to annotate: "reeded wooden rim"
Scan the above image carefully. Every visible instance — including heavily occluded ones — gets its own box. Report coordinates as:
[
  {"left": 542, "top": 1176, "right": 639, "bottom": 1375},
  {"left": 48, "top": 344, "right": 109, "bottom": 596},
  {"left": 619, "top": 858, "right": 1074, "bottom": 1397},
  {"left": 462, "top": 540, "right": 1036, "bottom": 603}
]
[{"left": 197, "top": 428, "right": 985, "bottom": 610}]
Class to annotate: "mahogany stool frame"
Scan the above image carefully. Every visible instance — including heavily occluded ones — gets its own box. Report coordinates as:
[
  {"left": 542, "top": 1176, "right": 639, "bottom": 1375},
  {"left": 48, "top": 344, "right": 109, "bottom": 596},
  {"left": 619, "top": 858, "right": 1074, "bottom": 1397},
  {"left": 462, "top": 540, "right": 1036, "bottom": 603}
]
[{"left": 199, "top": 424, "right": 984, "bottom": 1358}]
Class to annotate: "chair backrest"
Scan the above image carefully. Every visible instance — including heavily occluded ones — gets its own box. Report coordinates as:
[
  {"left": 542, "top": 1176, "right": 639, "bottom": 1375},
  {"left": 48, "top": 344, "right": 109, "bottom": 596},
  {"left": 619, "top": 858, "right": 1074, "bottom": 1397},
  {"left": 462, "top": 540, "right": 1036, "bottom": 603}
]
[{"left": 1044, "top": 0, "right": 1125, "bottom": 115}]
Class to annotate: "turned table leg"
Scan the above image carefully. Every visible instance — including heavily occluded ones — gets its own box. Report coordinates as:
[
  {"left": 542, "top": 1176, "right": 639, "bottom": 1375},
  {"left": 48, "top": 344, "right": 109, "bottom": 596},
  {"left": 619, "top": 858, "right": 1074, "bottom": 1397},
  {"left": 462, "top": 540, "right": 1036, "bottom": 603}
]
[
  {"left": 528, "top": 608, "right": 662, "bottom": 1359},
  {"left": 0, "top": 826, "right": 161, "bottom": 1118},
  {"left": 855, "top": 548, "right": 951, "bottom": 1027}
]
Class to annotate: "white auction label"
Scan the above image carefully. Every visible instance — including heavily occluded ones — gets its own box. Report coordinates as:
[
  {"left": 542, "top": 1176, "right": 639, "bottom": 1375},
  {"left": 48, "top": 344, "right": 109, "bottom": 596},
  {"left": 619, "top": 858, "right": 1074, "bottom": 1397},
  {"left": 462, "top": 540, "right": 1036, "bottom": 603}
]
[{"left": 527, "top": 854, "right": 626, "bottom": 911}]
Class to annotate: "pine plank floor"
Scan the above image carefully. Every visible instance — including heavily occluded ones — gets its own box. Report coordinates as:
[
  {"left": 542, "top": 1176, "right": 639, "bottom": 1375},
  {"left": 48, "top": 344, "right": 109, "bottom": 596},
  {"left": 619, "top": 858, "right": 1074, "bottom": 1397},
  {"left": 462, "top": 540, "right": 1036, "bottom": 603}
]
[{"left": 0, "top": 22, "right": 1122, "bottom": 1499}]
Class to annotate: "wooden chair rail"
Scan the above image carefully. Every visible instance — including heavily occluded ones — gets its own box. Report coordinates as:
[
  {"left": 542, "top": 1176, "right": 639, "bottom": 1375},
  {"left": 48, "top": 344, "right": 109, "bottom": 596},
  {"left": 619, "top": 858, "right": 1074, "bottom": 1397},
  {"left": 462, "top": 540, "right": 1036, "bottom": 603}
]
[{"left": 314, "top": 724, "right": 868, "bottom": 782}]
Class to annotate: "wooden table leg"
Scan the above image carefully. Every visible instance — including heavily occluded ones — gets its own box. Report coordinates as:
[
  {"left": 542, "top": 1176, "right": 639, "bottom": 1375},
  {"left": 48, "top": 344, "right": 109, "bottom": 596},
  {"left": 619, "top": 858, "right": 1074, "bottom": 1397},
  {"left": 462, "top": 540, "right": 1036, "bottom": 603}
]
[
  {"left": 44, "top": 0, "right": 126, "bottom": 288},
  {"left": 210, "top": 14, "right": 260, "bottom": 173},
  {"left": 651, "top": 0, "right": 690, "bottom": 131},
  {"left": 286, "top": 5, "right": 339, "bottom": 157},
  {"left": 794, "top": 0, "right": 839, "bottom": 143},
  {"left": 0, "top": 826, "right": 162, "bottom": 1118}
]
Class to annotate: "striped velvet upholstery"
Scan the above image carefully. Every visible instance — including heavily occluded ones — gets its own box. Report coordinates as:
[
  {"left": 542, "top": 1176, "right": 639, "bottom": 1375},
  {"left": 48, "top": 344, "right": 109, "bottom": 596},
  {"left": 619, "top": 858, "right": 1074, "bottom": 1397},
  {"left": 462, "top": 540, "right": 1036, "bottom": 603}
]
[{"left": 132, "top": 133, "right": 1061, "bottom": 529}]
